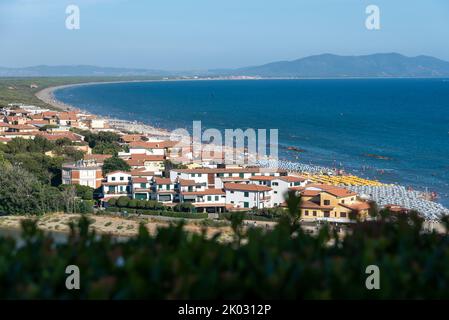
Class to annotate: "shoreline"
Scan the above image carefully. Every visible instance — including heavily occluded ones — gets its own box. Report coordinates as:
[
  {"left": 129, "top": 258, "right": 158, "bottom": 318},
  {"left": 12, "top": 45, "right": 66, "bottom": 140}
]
[{"left": 34, "top": 80, "right": 449, "bottom": 217}]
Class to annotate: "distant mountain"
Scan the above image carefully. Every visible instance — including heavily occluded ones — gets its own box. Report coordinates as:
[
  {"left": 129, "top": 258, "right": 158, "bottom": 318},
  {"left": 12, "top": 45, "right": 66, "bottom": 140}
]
[
  {"left": 217, "top": 53, "right": 449, "bottom": 78},
  {"left": 0, "top": 65, "right": 171, "bottom": 77},
  {"left": 2, "top": 53, "right": 449, "bottom": 78}
]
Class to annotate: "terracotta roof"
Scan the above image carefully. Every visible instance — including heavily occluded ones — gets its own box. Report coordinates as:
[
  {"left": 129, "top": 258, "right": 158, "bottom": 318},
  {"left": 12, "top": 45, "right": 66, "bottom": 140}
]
[
  {"left": 323, "top": 188, "right": 357, "bottom": 198},
  {"left": 0, "top": 123, "right": 9, "bottom": 127},
  {"left": 300, "top": 190, "right": 321, "bottom": 197},
  {"left": 249, "top": 176, "right": 276, "bottom": 181},
  {"left": 182, "top": 189, "right": 225, "bottom": 196},
  {"left": 154, "top": 177, "right": 173, "bottom": 185},
  {"left": 36, "top": 132, "right": 83, "bottom": 142},
  {"left": 121, "top": 134, "right": 145, "bottom": 142},
  {"left": 26, "top": 120, "right": 48, "bottom": 125},
  {"left": 131, "top": 170, "right": 154, "bottom": 177},
  {"left": 224, "top": 183, "right": 272, "bottom": 192},
  {"left": 174, "top": 167, "right": 287, "bottom": 174},
  {"left": 130, "top": 154, "right": 165, "bottom": 161},
  {"left": 339, "top": 201, "right": 370, "bottom": 211},
  {"left": 129, "top": 140, "right": 179, "bottom": 149},
  {"left": 0, "top": 131, "right": 40, "bottom": 136},
  {"left": 126, "top": 159, "right": 146, "bottom": 167},
  {"left": 303, "top": 184, "right": 357, "bottom": 198},
  {"left": 7, "top": 124, "right": 36, "bottom": 130},
  {"left": 278, "top": 176, "right": 306, "bottom": 183},
  {"left": 289, "top": 186, "right": 305, "bottom": 192},
  {"left": 132, "top": 177, "right": 149, "bottom": 183},
  {"left": 178, "top": 179, "right": 198, "bottom": 186},
  {"left": 0, "top": 137, "right": 11, "bottom": 142}
]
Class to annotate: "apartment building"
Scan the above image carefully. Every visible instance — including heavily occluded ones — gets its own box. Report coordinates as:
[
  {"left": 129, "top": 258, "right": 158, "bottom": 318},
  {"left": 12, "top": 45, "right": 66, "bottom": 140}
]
[
  {"left": 62, "top": 160, "right": 103, "bottom": 189},
  {"left": 299, "top": 185, "right": 370, "bottom": 222}
]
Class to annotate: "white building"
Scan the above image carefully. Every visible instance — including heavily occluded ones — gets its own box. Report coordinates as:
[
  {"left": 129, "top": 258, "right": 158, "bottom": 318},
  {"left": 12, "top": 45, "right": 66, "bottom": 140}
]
[
  {"left": 249, "top": 175, "right": 308, "bottom": 206},
  {"left": 224, "top": 183, "right": 272, "bottom": 210},
  {"left": 102, "top": 171, "right": 132, "bottom": 200},
  {"left": 170, "top": 167, "right": 287, "bottom": 189},
  {"left": 62, "top": 160, "right": 103, "bottom": 189}
]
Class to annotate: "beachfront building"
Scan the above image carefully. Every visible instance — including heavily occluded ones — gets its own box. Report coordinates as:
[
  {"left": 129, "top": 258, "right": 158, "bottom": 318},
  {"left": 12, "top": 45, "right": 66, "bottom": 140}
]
[
  {"left": 131, "top": 177, "right": 153, "bottom": 200},
  {"left": 299, "top": 185, "right": 370, "bottom": 222},
  {"left": 62, "top": 160, "right": 103, "bottom": 189},
  {"left": 102, "top": 171, "right": 132, "bottom": 200},
  {"left": 150, "top": 177, "right": 176, "bottom": 203},
  {"left": 224, "top": 183, "right": 273, "bottom": 210},
  {"left": 249, "top": 175, "right": 308, "bottom": 206},
  {"left": 124, "top": 154, "right": 165, "bottom": 175},
  {"left": 170, "top": 167, "right": 288, "bottom": 189}
]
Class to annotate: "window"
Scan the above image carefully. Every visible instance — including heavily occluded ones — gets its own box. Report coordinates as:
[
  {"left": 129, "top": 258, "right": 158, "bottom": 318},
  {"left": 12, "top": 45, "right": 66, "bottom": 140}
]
[
  {"left": 158, "top": 185, "right": 162, "bottom": 189},
  {"left": 207, "top": 196, "right": 212, "bottom": 201},
  {"left": 120, "top": 176, "right": 124, "bottom": 181},
  {"left": 272, "top": 182, "right": 278, "bottom": 186},
  {"left": 230, "top": 191, "right": 234, "bottom": 194},
  {"left": 341, "top": 200, "right": 345, "bottom": 204},
  {"left": 188, "top": 186, "right": 193, "bottom": 192},
  {"left": 274, "top": 191, "right": 278, "bottom": 194},
  {"left": 244, "top": 202, "right": 249, "bottom": 208},
  {"left": 111, "top": 177, "right": 116, "bottom": 181},
  {"left": 324, "top": 200, "right": 330, "bottom": 205},
  {"left": 198, "top": 174, "right": 202, "bottom": 177},
  {"left": 239, "top": 173, "right": 244, "bottom": 178},
  {"left": 313, "top": 211, "right": 317, "bottom": 216},
  {"left": 340, "top": 212, "right": 347, "bottom": 218},
  {"left": 140, "top": 183, "right": 146, "bottom": 188},
  {"left": 244, "top": 192, "right": 249, "bottom": 197},
  {"left": 215, "top": 196, "right": 219, "bottom": 201},
  {"left": 166, "top": 184, "right": 169, "bottom": 190},
  {"left": 324, "top": 211, "right": 330, "bottom": 218},
  {"left": 305, "top": 210, "right": 309, "bottom": 216}
]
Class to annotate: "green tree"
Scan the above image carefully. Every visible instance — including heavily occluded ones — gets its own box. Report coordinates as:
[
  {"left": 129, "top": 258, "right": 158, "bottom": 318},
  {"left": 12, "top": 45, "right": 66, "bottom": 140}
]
[{"left": 102, "top": 156, "right": 131, "bottom": 175}]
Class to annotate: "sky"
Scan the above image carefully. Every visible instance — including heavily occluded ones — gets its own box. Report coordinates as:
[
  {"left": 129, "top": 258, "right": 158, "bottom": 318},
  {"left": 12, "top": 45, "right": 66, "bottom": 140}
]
[{"left": 0, "top": 0, "right": 448, "bottom": 70}]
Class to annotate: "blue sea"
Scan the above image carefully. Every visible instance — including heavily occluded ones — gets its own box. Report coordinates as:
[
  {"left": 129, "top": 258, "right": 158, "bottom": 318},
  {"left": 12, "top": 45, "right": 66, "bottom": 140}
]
[{"left": 55, "top": 79, "right": 449, "bottom": 206}]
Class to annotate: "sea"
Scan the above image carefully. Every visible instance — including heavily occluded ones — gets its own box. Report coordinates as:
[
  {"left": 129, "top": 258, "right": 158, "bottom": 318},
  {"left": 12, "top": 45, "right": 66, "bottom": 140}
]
[{"left": 55, "top": 79, "right": 449, "bottom": 206}]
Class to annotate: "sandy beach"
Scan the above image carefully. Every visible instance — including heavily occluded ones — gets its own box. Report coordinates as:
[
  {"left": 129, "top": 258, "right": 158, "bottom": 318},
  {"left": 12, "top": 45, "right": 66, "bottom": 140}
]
[{"left": 33, "top": 80, "right": 449, "bottom": 219}]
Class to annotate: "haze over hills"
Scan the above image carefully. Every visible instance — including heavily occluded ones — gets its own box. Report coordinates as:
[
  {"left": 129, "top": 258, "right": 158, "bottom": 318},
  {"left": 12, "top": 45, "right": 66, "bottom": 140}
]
[
  {"left": 0, "top": 65, "right": 171, "bottom": 77},
  {"left": 223, "top": 53, "right": 449, "bottom": 78},
  {"left": 2, "top": 53, "right": 449, "bottom": 78}
]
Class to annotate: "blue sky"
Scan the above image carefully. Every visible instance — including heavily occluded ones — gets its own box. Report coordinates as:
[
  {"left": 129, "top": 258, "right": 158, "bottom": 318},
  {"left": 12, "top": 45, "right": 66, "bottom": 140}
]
[{"left": 1, "top": 0, "right": 448, "bottom": 70}]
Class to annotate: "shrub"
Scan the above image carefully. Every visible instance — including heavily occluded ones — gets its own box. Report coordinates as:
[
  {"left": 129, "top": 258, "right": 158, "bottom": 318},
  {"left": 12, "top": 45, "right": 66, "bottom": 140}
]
[
  {"left": 116, "top": 196, "right": 130, "bottom": 208},
  {"left": 107, "top": 198, "right": 117, "bottom": 207},
  {"left": 128, "top": 199, "right": 138, "bottom": 209},
  {"left": 2, "top": 201, "right": 449, "bottom": 299}
]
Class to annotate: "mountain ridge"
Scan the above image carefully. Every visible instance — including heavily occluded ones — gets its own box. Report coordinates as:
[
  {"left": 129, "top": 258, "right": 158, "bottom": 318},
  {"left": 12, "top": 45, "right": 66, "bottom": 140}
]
[{"left": 2, "top": 53, "right": 449, "bottom": 78}]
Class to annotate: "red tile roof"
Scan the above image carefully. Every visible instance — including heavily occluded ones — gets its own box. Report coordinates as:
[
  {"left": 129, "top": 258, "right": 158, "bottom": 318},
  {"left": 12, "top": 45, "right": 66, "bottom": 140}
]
[
  {"left": 182, "top": 189, "right": 225, "bottom": 196},
  {"left": 224, "top": 183, "right": 272, "bottom": 192},
  {"left": 154, "top": 177, "right": 172, "bottom": 185}
]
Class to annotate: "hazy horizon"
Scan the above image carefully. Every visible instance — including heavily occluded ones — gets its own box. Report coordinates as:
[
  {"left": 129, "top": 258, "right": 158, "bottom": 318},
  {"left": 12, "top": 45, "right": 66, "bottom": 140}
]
[{"left": 1, "top": 0, "right": 448, "bottom": 70}]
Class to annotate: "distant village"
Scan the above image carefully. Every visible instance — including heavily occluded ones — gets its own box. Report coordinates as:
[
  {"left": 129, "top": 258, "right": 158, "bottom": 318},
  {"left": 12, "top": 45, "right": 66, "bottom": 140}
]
[{"left": 1, "top": 102, "right": 405, "bottom": 223}]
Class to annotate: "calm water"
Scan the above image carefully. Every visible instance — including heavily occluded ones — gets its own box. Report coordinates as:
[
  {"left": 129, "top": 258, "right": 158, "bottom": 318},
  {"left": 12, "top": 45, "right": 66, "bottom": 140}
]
[{"left": 55, "top": 79, "right": 449, "bottom": 206}]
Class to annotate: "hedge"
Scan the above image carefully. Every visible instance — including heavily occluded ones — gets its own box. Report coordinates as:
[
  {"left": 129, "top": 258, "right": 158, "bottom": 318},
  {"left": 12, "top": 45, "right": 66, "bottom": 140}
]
[
  {"left": 2, "top": 193, "right": 449, "bottom": 299},
  {"left": 104, "top": 206, "right": 208, "bottom": 219}
]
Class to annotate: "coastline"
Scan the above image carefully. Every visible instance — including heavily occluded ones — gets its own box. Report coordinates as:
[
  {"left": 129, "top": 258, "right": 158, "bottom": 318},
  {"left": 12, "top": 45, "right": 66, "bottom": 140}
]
[{"left": 34, "top": 80, "right": 449, "bottom": 217}]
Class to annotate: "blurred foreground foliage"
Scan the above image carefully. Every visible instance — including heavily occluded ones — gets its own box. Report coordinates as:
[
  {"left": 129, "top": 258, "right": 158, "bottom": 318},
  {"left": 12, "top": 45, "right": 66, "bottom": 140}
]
[{"left": 1, "top": 192, "right": 449, "bottom": 299}]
